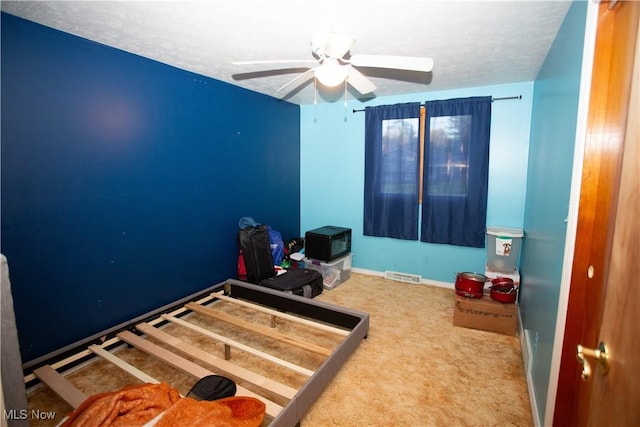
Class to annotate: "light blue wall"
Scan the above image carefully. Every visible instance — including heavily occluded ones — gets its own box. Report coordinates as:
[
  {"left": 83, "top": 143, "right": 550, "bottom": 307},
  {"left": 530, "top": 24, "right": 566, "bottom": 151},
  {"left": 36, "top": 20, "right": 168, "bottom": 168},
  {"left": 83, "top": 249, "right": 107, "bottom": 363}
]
[
  {"left": 300, "top": 82, "right": 533, "bottom": 283},
  {"left": 520, "top": 1, "right": 587, "bottom": 423}
]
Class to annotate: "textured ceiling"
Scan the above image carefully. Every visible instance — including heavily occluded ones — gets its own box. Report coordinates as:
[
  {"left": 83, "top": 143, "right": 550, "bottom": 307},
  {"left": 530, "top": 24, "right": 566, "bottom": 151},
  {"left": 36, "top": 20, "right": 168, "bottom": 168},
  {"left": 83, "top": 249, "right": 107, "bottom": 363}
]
[{"left": 1, "top": 1, "right": 571, "bottom": 105}]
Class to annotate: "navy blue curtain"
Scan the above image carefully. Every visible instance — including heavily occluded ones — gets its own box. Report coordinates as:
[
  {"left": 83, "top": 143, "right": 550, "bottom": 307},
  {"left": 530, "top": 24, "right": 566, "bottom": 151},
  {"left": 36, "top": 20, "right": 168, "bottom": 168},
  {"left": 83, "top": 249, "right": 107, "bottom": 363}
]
[
  {"left": 420, "top": 96, "right": 491, "bottom": 247},
  {"left": 364, "top": 103, "right": 421, "bottom": 240}
]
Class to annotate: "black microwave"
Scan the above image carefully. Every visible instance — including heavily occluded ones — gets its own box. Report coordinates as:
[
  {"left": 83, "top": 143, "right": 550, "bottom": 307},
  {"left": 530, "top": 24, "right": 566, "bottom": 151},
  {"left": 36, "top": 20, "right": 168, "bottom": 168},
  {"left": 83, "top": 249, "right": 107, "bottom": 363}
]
[{"left": 305, "top": 226, "right": 352, "bottom": 262}]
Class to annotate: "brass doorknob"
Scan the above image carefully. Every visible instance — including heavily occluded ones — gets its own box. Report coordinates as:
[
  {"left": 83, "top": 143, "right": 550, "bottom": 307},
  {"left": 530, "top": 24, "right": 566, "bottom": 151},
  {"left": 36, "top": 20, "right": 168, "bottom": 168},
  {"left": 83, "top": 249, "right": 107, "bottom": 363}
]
[{"left": 576, "top": 342, "right": 610, "bottom": 381}]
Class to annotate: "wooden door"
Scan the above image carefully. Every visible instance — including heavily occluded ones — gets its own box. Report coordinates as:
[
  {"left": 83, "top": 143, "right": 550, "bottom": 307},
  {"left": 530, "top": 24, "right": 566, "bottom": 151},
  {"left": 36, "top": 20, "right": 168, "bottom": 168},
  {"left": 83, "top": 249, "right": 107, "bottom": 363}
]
[
  {"left": 587, "top": 22, "right": 639, "bottom": 424},
  {"left": 553, "top": 1, "right": 640, "bottom": 426}
]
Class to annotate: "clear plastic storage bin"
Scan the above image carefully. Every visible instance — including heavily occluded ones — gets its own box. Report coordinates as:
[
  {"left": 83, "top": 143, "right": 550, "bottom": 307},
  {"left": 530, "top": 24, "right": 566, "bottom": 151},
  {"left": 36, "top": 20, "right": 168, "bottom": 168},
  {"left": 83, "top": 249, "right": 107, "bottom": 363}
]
[
  {"left": 303, "top": 253, "right": 353, "bottom": 290},
  {"left": 486, "top": 227, "right": 523, "bottom": 273}
]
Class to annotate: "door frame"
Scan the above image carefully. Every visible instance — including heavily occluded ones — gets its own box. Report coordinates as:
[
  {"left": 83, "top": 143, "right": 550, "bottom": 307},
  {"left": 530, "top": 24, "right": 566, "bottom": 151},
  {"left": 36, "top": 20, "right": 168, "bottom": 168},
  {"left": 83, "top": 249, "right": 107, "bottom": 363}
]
[{"left": 543, "top": 1, "right": 598, "bottom": 424}]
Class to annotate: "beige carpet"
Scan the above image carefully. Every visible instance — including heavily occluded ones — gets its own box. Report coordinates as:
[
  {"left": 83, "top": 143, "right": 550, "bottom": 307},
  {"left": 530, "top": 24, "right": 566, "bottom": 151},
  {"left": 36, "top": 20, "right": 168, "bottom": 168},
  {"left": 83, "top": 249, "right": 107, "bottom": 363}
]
[
  {"left": 304, "top": 273, "right": 532, "bottom": 426},
  {"left": 26, "top": 273, "right": 532, "bottom": 426}
]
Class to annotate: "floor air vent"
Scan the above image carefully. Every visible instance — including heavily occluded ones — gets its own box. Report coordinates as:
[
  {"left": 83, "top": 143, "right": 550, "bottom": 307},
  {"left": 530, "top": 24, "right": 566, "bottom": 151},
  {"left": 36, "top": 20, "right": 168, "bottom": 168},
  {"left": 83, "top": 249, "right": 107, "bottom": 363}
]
[{"left": 384, "top": 271, "right": 422, "bottom": 284}]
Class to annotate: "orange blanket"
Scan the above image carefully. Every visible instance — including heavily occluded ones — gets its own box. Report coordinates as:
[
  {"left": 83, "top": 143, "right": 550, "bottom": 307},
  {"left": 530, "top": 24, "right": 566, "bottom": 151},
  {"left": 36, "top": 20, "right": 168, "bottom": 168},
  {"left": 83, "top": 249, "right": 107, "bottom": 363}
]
[{"left": 61, "top": 383, "right": 265, "bottom": 427}]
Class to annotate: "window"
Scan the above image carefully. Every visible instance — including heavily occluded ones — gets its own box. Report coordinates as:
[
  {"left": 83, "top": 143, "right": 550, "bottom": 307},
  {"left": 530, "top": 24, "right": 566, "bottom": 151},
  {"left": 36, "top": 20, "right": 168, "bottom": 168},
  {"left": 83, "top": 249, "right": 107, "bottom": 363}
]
[
  {"left": 426, "top": 115, "right": 471, "bottom": 197},
  {"left": 364, "top": 97, "right": 491, "bottom": 247},
  {"left": 380, "top": 118, "right": 420, "bottom": 195},
  {"left": 363, "top": 103, "right": 421, "bottom": 241}
]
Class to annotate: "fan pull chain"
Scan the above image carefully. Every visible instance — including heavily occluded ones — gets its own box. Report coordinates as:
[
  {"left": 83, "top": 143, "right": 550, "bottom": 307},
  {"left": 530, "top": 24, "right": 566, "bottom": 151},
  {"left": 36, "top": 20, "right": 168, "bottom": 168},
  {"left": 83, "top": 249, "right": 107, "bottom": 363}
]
[
  {"left": 344, "top": 79, "right": 348, "bottom": 107},
  {"left": 343, "top": 79, "right": 348, "bottom": 121},
  {"left": 314, "top": 76, "right": 318, "bottom": 105},
  {"left": 313, "top": 76, "right": 318, "bottom": 122}
]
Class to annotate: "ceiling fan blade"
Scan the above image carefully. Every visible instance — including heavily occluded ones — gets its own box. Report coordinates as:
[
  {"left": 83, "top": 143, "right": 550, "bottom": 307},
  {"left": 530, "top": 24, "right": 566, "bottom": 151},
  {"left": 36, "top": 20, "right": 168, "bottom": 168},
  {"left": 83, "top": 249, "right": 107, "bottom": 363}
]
[
  {"left": 350, "top": 54, "right": 434, "bottom": 72},
  {"left": 232, "top": 59, "right": 317, "bottom": 66},
  {"left": 347, "top": 67, "right": 377, "bottom": 95},
  {"left": 276, "top": 68, "right": 316, "bottom": 93}
]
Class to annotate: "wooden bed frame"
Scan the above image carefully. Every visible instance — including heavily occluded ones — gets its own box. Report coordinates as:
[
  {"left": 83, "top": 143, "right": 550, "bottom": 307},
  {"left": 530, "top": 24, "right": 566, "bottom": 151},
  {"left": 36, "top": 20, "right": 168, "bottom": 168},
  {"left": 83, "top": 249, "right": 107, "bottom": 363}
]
[{"left": 23, "top": 278, "right": 370, "bottom": 426}]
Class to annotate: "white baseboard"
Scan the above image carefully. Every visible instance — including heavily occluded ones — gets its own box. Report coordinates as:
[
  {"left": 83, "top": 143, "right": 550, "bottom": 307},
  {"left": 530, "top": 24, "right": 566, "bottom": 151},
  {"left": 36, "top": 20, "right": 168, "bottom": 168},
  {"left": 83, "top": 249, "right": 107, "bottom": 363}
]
[
  {"left": 351, "top": 267, "right": 385, "bottom": 277},
  {"left": 351, "top": 267, "right": 454, "bottom": 289},
  {"left": 520, "top": 311, "right": 541, "bottom": 427}
]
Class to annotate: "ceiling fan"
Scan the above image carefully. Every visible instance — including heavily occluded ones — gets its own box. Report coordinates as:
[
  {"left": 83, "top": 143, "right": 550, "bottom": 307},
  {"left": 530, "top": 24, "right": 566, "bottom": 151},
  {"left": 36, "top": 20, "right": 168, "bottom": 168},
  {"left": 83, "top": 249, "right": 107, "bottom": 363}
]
[{"left": 233, "top": 30, "right": 434, "bottom": 97}]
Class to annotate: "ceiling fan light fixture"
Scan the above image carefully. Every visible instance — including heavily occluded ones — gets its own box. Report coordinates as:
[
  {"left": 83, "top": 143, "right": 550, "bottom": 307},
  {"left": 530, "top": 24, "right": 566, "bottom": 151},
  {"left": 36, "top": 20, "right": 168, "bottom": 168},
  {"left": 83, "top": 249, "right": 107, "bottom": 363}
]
[
  {"left": 315, "top": 59, "right": 348, "bottom": 88},
  {"left": 234, "top": 30, "right": 432, "bottom": 99}
]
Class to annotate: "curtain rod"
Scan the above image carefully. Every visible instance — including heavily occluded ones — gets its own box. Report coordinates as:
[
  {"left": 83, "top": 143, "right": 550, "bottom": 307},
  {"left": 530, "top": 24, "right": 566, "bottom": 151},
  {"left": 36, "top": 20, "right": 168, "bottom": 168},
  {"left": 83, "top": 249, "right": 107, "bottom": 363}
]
[{"left": 351, "top": 94, "right": 522, "bottom": 113}]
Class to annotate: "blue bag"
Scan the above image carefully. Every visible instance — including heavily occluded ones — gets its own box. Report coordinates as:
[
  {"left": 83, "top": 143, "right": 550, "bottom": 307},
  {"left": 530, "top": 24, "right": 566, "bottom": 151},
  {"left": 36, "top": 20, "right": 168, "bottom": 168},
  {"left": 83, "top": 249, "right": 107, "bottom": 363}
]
[{"left": 268, "top": 226, "right": 285, "bottom": 265}]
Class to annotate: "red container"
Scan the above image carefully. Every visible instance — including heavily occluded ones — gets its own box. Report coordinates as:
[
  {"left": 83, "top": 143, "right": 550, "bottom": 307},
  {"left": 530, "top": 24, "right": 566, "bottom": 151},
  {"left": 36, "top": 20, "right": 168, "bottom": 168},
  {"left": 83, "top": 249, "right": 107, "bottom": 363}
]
[
  {"left": 489, "top": 277, "right": 518, "bottom": 303},
  {"left": 455, "top": 272, "right": 489, "bottom": 298}
]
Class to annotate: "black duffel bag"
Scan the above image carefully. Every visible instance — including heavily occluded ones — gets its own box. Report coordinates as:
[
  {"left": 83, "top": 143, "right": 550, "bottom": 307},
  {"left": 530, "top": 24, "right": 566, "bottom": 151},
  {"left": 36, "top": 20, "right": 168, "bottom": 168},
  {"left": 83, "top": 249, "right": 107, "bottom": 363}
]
[{"left": 259, "top": 268, "right": 323, "bottom": 298}]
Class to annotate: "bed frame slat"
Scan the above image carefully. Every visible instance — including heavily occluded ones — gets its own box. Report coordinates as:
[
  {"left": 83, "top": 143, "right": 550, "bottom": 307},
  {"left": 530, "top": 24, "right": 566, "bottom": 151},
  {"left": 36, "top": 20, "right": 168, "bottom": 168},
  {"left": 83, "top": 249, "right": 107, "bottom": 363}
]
[
  {"left": 211, "top": 291, "right": 349, "bottom": 336},
  {"left": 135, "top": 322, "right": 297, "bottom": 400},
  {"left": 117, "top": 331, "right": 210, "bottom": 378},
  {"left": 185, "top": 302, "right": 333, "bottom": 356},
  {"left": 116, "top": 331, "right": 282, "bottom": 418},
  {"left": 24, "top": 294, "right": 221, "bottom": 384},
  {"left": 33, "top": 365, "right": 88, "bottom": 409},
  {"left": 88, "top": 344, "right": 159, "bottom": 384},
  {"left": 161, "top": 314, "right": 314, "bottom": 377}
]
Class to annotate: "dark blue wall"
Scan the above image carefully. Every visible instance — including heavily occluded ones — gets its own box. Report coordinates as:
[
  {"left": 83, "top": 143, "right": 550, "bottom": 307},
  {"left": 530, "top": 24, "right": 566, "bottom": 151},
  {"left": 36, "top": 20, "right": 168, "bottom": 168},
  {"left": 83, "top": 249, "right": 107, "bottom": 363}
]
[{"left": 1, "top": 13, "right": 301, "bottom": 363}]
